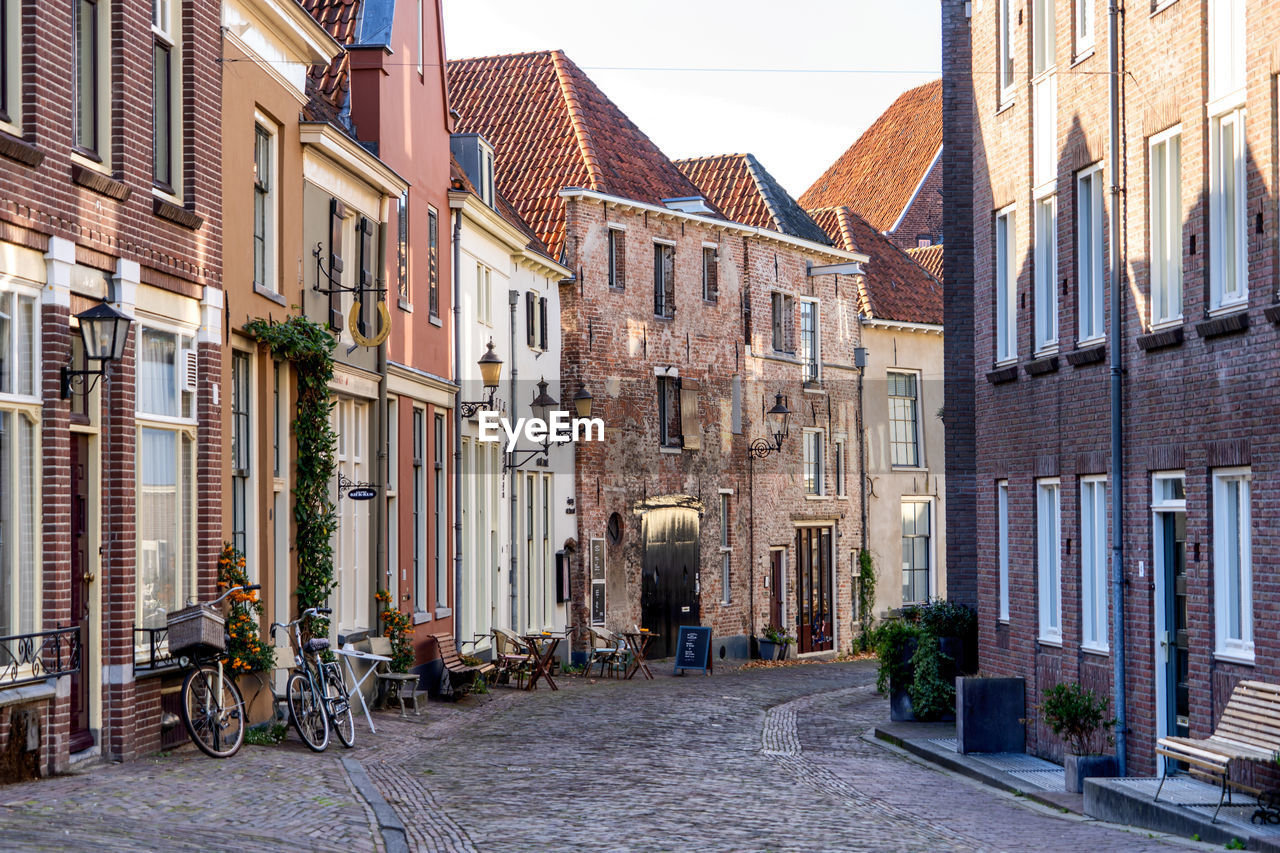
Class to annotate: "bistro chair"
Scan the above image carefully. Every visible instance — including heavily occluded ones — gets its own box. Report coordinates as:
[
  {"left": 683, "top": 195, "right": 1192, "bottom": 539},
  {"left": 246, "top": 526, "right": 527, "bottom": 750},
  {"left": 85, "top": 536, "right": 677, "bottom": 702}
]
[
  {"left": 491, "top": 628, "right": 535, "bottom": 689},
  {"left": 585, "top": 626, "right": 628, "bottom": 678}
]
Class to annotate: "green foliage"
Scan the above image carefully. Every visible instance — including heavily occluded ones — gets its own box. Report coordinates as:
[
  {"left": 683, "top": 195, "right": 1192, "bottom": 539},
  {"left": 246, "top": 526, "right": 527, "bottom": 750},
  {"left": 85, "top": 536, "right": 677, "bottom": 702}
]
[
  {"left": 1039, "top": 682, "right": 1116, "bottom": 756},
  {"left": 218, "top": 542, "right": 274, "bottom": 674},
  {"left": 902, "top": 598, "right": 977, "bottom": 642},
  {"left": 244, "top": 315, "right": 337, "bottom": 642},
  {"left": 1225, "top": 839, "right": 1245, "bottom": 850},
  {"left": 907, "top": 630, "right": 955, "bottom": 720},
  {"left": 375, "top": 588, "right": 415, "bottom": 673},
  {"left": 872, "top": 618, "right": 920, "bottom": 696},
  {"left": 762, "top": 625, "right": 795, "bottom": 645},
  {"left": 243, "top": 722, "right": 287, "bottom": 746},
  {"left": 856, "top": 550, "right": 877, "bottom": 650}
]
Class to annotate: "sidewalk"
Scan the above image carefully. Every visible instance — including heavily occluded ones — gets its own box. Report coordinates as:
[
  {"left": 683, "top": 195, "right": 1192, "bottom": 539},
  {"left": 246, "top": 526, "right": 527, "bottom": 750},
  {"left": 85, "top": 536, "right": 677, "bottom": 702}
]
[{"left": 874, "top": 719, "right": 1280, "bottom": 851}]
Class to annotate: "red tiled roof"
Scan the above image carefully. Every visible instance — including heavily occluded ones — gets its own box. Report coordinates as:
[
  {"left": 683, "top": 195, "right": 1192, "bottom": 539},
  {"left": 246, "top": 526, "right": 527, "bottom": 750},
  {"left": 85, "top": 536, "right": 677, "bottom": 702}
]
[
  {"left": 301, "top": 0, "right": 358, "bottom": 111},
  {"left": 449, "top": 155, "right": 555, "bottom": 260},
  {"left": 906, "top": 243, "right": 944, "bottom": 283},
  {"left": 447, "top": 51, "right": 719, "bottom": 260},
  {"left": 808, "top": 205, "right": 942, "bottom": 326},
  {"left": 675, "top": 154, "right": 829, "bottom": 244},
  {"left": 798, "top": 80, "right": 943, "bottom": 233}
]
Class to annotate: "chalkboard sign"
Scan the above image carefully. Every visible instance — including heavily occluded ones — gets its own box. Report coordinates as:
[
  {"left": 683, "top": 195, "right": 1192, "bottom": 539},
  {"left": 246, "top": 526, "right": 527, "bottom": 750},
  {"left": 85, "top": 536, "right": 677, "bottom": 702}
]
[{"left": 673, "top": 625, "right": 712, "bottom": 676}]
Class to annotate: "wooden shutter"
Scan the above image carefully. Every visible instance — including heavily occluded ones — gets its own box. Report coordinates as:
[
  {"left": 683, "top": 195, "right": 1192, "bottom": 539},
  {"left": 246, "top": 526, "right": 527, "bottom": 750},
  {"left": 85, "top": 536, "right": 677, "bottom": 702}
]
[
  {"left": 680, "top": 379, "right": 701, "bottom": 450},
  {"left": 328, "top": 198, "right": 346, "bottom": 330},
  {"left": 358, "top": 216, "right": 374, "bottom": 334},
  {"left": 539, "top": 296, "right": 548, "bottom": 350},
  {"left": 771, "top": 292, "right": 782, "bottom": 351},
  {"left": 704, "top": 248, "right": 718, "bottom": 301},
  {"left": 526, "top": 292, "right": 536, "bottom": 347},
  {"left": 653, "top": 244, "right": 664, "bottom": 316},
  {"left": 614, "top": 230, "right": 626, "bottom": 289},
  {"left": 784, "top": 295, "right": 795, "bottom": 353},
  {"left": 663, "top": 245, "right": 676, "bottom": 316},
  {"left": 428, "top": 208, "right": 439, "bottom": 316}
]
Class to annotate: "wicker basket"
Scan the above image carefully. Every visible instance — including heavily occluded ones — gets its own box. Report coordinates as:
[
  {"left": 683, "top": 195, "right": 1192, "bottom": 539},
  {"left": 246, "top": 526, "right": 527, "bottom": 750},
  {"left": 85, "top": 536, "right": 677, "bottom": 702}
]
[{"left": 166, "top": 604, "right": 226, "bottom": 656}]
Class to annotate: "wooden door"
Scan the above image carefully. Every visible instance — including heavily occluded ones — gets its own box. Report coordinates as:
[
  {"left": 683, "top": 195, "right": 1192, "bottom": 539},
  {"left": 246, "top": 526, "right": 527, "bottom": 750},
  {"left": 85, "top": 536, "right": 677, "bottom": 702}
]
[
  {"left": 69, "top": 434, "right": 94, "bottom": 753},
  {"left": 769, "top": 550, "right": 784, "bottom": 630},
  {"left": 795, "top": 526, "right": 833, "bottom": 653},
  {"left": 640, "top": 506, "right": 700, "bottom": 659}
]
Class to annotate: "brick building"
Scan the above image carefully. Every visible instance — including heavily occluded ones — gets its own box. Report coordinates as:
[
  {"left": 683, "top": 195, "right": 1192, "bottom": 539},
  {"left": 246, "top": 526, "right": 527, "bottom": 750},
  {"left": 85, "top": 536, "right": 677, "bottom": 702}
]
[
  {"left": 946, "top": 0, "right": 1280, "bottom": 773},
  {"left": 800, "top": 80, "right": 944, "bottom": 253},
  {"left": 450, "top": 53, "right": 867, "bottom": 659},
  {"left": 0, "top": 0, "right": 222, "bottom": 774}
]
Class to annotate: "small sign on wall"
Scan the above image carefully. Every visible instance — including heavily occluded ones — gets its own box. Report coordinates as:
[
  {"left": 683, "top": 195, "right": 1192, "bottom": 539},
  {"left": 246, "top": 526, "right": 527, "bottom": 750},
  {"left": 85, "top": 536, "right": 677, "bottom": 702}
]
[{"left": 590, "top": 537, "right": 606, "bottom": 625}]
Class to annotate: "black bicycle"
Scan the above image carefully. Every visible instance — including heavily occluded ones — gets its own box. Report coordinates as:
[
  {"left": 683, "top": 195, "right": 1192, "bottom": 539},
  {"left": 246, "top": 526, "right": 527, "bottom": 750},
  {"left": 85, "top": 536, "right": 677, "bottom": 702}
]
[
  {"left": 270, "top": 607, "right": 355, "bottom": 751},
  {"left": 166, "top": 583, "right": 261, "bottom": 758}
]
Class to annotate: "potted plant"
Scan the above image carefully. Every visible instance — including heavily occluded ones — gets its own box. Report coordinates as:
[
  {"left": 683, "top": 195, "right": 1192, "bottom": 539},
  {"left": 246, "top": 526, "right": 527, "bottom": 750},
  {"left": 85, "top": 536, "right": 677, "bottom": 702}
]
[
  {"left": 873, "top": 599, "right": 977, "bottom": 722},
  {"left": 758, "top": 625, "right": 793, "bottom": 661},
  {"left": 217, "top": 543, "right": 275, "bottom": 724},
  {"left": 1039, "top": 682, "right": 1117, "bottom": 793}
]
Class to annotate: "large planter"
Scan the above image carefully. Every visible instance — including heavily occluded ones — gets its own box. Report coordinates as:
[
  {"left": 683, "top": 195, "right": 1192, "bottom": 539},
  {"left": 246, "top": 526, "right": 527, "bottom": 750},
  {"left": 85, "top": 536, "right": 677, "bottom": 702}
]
[
  {"left": 956, "top": 676, "right": 1026, "bottom": 754},
  {"left": 889, "top": 637, "right": 919, "bottom": 721},
  {"left": 758, "top": 639, "right": 781, "bottom": 661},
  {"left": 1064, "top": 753, "right": 1117, "bottom": 794}
]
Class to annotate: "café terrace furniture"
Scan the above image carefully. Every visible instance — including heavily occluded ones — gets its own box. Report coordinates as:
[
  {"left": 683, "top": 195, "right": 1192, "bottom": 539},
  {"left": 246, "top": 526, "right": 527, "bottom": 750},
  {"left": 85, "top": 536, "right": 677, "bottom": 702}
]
[{"left": 620, "top": 629, "right": 658, "bottom": 680}]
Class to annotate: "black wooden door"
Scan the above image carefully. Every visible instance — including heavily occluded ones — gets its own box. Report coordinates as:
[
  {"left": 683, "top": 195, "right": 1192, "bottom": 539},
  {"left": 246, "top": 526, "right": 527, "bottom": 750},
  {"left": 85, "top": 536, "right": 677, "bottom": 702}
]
[
  {"left": 640, "top": 506, "right": 700, "bottom": 659},
  {"left": 69, "top": 434, "right": 94, "bottom": 753},
  {"left": 769, "top": 550, "right": 784, "bottom": 631},
  {"left": 795, "top": 526, "right": 833, "bottom": 653}
]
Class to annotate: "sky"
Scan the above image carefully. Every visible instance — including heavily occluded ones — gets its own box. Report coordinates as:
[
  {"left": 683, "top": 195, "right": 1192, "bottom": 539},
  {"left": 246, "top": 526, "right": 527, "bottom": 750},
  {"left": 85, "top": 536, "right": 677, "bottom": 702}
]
[{"left": 441, "top": 0, "right": 942, "bottom": 199}]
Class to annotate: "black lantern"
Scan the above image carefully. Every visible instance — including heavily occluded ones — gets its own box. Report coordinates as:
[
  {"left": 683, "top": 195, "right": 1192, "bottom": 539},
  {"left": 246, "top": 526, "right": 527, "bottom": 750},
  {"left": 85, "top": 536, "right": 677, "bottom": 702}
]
[
  {"left": 460, "top": 339, "right": 504, "bottom": 418},
  {"left": 767, "top": 393, "right": 790, "bottom": 451},
  {"left": 61, "top": 300, "right": 133, "bottom": 399},
  {"left": 572, "top": 384, "right": 593, "bottom": 420},
  {"left": 530, "top": 378, "right": 558, "bottom": 423}
]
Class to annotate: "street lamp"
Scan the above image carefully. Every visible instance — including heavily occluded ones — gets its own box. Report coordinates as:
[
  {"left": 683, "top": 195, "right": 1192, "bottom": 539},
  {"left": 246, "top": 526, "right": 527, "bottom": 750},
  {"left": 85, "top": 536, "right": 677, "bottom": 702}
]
[
  {"left": 459, "top": 339, "right": 504, "bottom": 418},
  {"left": 749, "top": 393, "right": 791, "bottom": 458},
  {"left": 530, "top": 378, "right": 558, "bottom": 423},
  {"left": 61, "top": 300, "right": 133, "bottom": 399},
  {"left": 572, "top": 384, "right": 593, "bottom": 420}
]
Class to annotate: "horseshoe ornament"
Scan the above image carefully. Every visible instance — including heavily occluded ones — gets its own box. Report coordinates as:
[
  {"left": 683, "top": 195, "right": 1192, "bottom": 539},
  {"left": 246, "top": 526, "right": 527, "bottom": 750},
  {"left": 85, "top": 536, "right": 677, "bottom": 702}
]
[{"left": 349, "top": 299, "right": 391, "bottom": 347}]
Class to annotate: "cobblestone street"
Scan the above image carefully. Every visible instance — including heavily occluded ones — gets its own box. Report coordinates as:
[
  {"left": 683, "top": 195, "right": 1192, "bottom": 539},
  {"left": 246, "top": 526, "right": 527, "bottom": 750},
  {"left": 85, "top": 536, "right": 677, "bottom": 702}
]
[{"left": 0, "top": 661, "right": 1202, "bottom": 852}]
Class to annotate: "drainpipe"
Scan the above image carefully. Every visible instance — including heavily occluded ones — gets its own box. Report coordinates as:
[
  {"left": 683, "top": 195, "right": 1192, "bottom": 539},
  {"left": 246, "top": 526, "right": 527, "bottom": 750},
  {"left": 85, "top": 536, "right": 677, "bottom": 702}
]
[
  {"left": 508, "top": 290, "right": 520, "bottom": 631},
  {"left": 452, "top": 210, "right": 464, "bottom": 647},
  {"left": 1107, "top": 0, "right": 1128, "bottom": 776},
  {"left": 376, "top": 218, "right": 389, "bottom": 610}
]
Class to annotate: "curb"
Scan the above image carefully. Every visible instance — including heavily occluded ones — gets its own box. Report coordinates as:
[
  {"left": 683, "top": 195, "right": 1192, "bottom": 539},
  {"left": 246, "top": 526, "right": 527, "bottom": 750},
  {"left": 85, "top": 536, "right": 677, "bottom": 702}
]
[{"left": 341, "top": 756, "right": 410, "bottom": 853}]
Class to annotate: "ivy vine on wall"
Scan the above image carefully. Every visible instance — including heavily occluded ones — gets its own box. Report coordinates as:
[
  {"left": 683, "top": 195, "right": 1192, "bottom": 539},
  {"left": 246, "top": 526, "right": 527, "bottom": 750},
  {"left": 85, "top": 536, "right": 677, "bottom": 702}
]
[{"left": 244, "top": 315, "right": 338, "bottom": 640}]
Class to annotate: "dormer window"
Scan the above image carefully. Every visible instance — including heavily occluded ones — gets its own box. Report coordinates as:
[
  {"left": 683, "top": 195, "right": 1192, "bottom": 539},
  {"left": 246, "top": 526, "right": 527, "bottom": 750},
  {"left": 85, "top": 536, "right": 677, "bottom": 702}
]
[
  {"left": 449, "top": 133, "right": 497, "bottom": 208},
  {"left": 662, "top": 196, "right": 713, "bottom": 215},
  {"left": 479, "top": 145, "right": 495, "bottom": 207}
]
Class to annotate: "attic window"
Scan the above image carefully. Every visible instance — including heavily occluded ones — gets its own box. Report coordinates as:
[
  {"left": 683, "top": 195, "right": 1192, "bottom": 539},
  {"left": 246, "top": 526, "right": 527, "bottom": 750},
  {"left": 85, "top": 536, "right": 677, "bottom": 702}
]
[{"left": 662, "top": 196, "right": 713, "bottom": 215}]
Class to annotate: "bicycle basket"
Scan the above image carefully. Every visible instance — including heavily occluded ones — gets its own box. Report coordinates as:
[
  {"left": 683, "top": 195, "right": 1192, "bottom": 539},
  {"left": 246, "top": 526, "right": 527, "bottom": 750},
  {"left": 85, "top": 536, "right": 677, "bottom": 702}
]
[{"left": 166, "top": 604, "right": 226, "bottom": 656}]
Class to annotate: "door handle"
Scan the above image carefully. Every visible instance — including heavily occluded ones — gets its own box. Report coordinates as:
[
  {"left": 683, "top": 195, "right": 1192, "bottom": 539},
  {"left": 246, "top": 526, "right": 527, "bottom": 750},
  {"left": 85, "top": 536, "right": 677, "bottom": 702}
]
[
  {"left": 1158, "top": 631, "right": 1172, "bottom": 649},
  {"left": 83, "top": 573, "right": 95, "bottom": 584}
]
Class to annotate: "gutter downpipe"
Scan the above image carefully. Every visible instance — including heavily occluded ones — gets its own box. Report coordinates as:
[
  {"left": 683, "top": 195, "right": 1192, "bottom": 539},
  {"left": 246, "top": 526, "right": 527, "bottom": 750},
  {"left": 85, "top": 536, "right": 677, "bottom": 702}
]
[
  {"left": 376, "top": 222, "right": 389, "bottom": 610},
  {"left": 452, "top": 210, "right": 464, "bottom": 647},
  {"left": 508, "top": 290, "right": 519, "bottom": 631},
  {"left": 1108, "top": 0, "right": 1128, "bottom": 776}
]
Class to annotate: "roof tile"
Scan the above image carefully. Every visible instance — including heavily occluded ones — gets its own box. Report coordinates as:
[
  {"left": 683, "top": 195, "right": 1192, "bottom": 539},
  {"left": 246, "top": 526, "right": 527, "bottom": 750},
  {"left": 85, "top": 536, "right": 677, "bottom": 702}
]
[
  {"left": 675, "top": 154, "right": 830, "bottom": 244},
  {"left": 799, "top": 80, "right": 942, "bottom": 232}
]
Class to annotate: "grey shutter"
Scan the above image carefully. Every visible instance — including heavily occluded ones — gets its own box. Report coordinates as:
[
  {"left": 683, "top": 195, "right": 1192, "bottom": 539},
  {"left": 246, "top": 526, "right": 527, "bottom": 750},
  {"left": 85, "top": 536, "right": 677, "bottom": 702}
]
[
  {"left": 358, "top": 217, "right": 373, "bottom": 335},
  {"left": 680, "top": 379, "right": 700, "bottom": 450},
  {"left": 615, "top": 230, "right": 626, "bottom": 289},
  {"left": 526, "top": 292, "right": 536, "bottom": 347},
  {"left": 653, "top": 245, "right": 664, "bottom": 316},
  {"left": 328, "top": 198, "right": 346, "bottom": 330},
  {"left": 771, "top": 293, "right": 782, "bottom": 351},
  {"left": 706, "top": 249, "right": 718, "bottom": 301},
  {"left": 783, "top": 296, "right": 795, "bottom": 353},
  {"left": 663, "top": 245, "right": 676, "bottom": 316},
  {"left": 539, "top": 297, "right": 548, "bottom": 350}
]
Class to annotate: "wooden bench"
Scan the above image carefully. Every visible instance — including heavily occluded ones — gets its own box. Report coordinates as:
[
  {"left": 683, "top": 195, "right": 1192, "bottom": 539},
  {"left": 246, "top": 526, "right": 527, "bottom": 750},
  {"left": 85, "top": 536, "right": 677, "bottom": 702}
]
[
  {"left": 428, "top": 634, "right": 495, "bottom": 697},
  {"left": 1155, "top": 679, "right": 1280, "bottom": 821}
]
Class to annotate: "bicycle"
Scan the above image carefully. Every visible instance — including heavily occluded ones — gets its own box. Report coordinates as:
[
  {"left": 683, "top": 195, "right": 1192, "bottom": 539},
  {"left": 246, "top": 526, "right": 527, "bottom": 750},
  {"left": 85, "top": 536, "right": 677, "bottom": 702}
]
[
  {"left": 165, "top": 583, "right": 261, "bottom": 759},
  {"left": 270, "top": 607, "right": 355, "bottom": 751}
]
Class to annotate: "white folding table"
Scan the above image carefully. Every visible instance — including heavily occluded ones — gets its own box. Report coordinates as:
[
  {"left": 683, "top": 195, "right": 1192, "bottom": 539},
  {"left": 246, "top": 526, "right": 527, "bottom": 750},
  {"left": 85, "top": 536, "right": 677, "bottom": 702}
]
[{"left": 333, "top": 645, "right": 391, "bottom": 733}]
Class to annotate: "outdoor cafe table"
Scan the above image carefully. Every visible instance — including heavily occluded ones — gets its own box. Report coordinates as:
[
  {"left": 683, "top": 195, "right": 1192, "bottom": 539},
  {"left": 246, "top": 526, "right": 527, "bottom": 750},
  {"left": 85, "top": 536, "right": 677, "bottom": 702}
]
[
  {"left": 333, "top": 645, "right": 391, "bottom": 733},
  {"left": 520, "top": 633, "right": 562, "bottom": 691},
  {"left": 621, "top": 630, "right": 658, "bottom": 680}
]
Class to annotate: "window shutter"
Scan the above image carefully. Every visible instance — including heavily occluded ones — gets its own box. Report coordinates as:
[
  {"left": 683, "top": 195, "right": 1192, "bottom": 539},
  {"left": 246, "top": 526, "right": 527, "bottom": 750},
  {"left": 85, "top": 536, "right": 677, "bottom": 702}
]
[
  {"left": 428, "top": 208, "right": 439, "bottom": 316},
  {"left": 615, "top": 231, "right": 626, "bottom": 289},
  {"left": 663, "top": 246, "right": 676, "bottom": 316},
  {"left": 771, "top": 293, "right": 782, "bottom": 350},
  {"left": 680, "top": 379, "right": 701, "bottom": 450},
  {"left": 328, "top": 198, "right": 346, "bottom": 330},
  {"left": 653, "top": 245, "right": 664, "bottom": 316},
  {"left": 358, "top": 217, "right": 374, "bottom": 334},
  {"left": 526, "top": 292, "right": 536, "bottom": 347},
  {"left": 706, "top": 249, "right": 718, "bottom": 301},
  {"left": 539, "top": 297, "right": 548, "bottom": 350}
]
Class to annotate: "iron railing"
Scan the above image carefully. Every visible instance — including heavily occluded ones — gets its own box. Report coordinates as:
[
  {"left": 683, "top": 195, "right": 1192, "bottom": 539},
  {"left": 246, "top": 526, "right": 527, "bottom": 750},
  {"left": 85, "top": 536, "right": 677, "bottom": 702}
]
[
  {"left": 0, "top": 625, "right": 81, "bottom": 689},
  {"left": 133, "top": 626, "right": 176, "bottom": 671}
]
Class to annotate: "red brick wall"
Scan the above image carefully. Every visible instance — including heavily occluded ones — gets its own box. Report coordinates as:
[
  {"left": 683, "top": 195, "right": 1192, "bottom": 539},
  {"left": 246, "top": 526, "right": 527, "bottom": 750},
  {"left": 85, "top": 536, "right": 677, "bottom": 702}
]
[
  {"left": 952, "top": 0, "right": 1280, "bottom": 771},
  {"left": 889, "top": 158, "right": 944, "bottom": 252}
]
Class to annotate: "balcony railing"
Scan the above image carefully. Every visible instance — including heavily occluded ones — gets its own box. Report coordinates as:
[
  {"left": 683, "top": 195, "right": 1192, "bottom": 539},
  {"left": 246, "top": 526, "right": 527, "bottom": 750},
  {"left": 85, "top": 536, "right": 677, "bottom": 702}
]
[
  {"left": 0, "top": 625, "right": 81, "bottom": 689},
  {"left": 133, "top": 626, "right": 176, "bottom": 672}
]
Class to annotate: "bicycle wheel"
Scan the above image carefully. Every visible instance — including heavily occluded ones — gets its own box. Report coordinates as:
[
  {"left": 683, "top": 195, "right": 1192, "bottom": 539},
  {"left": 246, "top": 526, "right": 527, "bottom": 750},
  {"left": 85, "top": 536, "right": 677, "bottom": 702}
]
[
  {"left": 180, "top": 663, "right": 245, "bottom": 758},
  {"left": 323, "top": 663, "right": 356, "bottom": 748},
  {"left": 287, "top": 671, "right": 329, "bottom": 752}
]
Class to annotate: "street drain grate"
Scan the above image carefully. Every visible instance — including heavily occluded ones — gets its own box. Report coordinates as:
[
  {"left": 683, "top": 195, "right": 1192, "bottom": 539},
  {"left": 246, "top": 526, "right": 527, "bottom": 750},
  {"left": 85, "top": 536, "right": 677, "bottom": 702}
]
[{"left": 1005, "top": 769, "right": 1066, "bottom": 791}]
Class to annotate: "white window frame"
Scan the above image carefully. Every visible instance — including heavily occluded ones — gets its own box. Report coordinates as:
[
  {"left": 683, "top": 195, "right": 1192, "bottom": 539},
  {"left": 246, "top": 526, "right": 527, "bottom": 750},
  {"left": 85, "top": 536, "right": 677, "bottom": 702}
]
[
  {"left": 1074, "top": 0, "right": 1094, "bottom": 56},
  {"left": 887, "top": 370, "right": 922, "bottom": 468},
  {"left": 0, "top": 281, "right": 42, "bottom": 642},
  {"left": 1209, "top": 106, "right": 1247, "bottom": 312},
  {"left": 0, "top": 0, "right": 21, "bottom": 133},
  {"left": 1213, "top": 467, "right": 1253, "bottom": 663},
  {"left": 1208, "top": 0, "right": 1245, "bottom": 103},
  {"left": 1034, "top": 194, "right": 1058, "bottom": 354},
  {"left": 1033, "top": 0, "right": 1056, "bottom": 75},
  {"left": 998, "top": 0, "right": 1015, "bottom": 103},
  {"left": 476, "top": 262, "right": 492, "bottom": 326},
  {"left": 1037, "top": 477, "right": 1062, "bottom": 645},
  {"left": 1033, "top": 74, "right": 1058, "bottom": 189},
  {"left": 997, "top": 480, "right": 1009, "bottom": 622},
  {"left": 229, "top": 349, "right": 256, "bottom": 576},
  {"left": 412, "top": 406, "right": 427, "bottom": 608},
  {"left": 799, "top": 297, "right": 820, "bottom": 383},
  {"left": 803, "top": 428, "right": 825, "bottom": 497},
  {"left": 253, "top": 117, "right": 278, "bottom": 293},
  {"left": 1080, "top": 476, "right": 1108, "bottom": 652},
  {"left": 901, "top": 498, "right": 933, "bottom": 605},
  {"left": 834, "top": 440, "right": 847, "bottom": 497},
  {"left": 719, "top": 491, "right": 732, "bottom": 605},
  {"left": 1076, "top": 165, "right": 1104, "bottom": 343},
  {"left": 1149, "top": 127, "right": 1183, "bottom": 328},
  {"left": 995, "top": 206, "right": 1018, "bottom": 364},
  {"left": 151, "top": 0, "right": 181, "bottom": 196}
]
